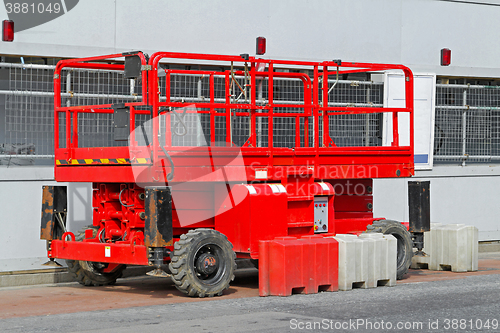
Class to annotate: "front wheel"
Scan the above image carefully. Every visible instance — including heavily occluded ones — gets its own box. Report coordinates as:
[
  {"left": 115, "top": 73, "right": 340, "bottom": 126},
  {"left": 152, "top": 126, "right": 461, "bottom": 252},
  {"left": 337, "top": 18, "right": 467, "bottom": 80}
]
[
  {"left": 66, "top": 260, "right": 125, "bottom": 286},
  {"left": 365, "top": 220, "right": 413, "bottom": 280},
  {"left": 66, "top": 226, "right": 126, "bottom": 286},
  {"left": 169, "top": 229, "right": 236, "bottom": 297}
]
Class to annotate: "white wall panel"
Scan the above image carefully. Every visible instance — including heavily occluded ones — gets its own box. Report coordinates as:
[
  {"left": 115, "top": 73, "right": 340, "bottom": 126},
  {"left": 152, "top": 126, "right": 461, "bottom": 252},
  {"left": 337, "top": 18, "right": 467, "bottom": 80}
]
[
  {"left": 1, "top": 0, "right": 500, "bottom": 76},
  {"left": 0, "top": 179, "right": 92, "bottom": 272},
  {"left": 374, "top": 167, "right": 500, "bottom": 241}
]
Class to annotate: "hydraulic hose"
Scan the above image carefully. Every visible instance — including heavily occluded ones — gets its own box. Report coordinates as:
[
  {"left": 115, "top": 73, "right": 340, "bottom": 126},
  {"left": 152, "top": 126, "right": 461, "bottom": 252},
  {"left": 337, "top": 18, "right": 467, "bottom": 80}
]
[{"left": 160, "top": 145, "right": 175, "bottom": 181}]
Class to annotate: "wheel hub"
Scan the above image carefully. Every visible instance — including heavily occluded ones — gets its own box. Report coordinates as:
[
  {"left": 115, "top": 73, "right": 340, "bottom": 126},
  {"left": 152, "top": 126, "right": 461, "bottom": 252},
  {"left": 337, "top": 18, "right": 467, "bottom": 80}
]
[{"left": 196, "top": 253, "right": 218, "bottom": 275}]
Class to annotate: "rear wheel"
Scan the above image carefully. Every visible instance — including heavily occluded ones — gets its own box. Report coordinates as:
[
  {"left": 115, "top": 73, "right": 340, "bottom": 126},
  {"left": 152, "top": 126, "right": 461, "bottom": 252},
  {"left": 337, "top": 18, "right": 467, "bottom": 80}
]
[
  {"left": 66, "top": 226, "right": 126, "bottom": 286},
  {"left": 365, "top": 220, "right": 413, "bottom": 280},
  {"left": 169, "top": 229, "right": 236, "bottom": 297}
]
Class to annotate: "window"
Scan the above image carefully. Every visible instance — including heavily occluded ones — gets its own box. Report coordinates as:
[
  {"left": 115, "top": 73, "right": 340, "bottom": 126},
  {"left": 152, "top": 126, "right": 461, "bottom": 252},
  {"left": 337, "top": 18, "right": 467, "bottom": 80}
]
[{"left": 434, "top": 78, "right": 500, "bottom": 164}]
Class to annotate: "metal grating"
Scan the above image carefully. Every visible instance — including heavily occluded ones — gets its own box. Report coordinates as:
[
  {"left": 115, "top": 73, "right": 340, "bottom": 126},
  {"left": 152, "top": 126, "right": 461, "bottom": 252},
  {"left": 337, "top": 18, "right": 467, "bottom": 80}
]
[
  {"left": 2, "top": 64, "right": 55, "bottom": 159},
  {"left": 435, "top": 84, "right": 500, "bottom": 164},
  {"left": 1, "top": 62, "right": 385, "bottom": 162},
  {"left": 1, "top": 63, "right": 144, "bottom": 160}
]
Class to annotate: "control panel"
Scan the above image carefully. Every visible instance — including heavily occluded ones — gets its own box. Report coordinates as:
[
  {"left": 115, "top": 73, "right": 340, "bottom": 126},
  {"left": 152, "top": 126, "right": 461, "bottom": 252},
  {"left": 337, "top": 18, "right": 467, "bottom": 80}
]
[{"left": 314, "top": 196, "right": 328, "bottom": 233}]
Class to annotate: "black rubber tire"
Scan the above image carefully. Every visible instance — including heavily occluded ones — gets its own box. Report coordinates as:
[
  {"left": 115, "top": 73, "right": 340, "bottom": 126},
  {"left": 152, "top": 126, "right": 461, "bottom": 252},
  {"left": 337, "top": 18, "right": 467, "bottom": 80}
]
[
  {"left": 66, "top": 226, "right": 126, "bottom": 286},
  {"left": 169, "top": 229, "right": 236, "bottom": 298},
  {"left": 250, "top": 259, "right": 259, "bottom": 269},
  {"left": 365, "top": 220, "right": 413, "bottom": 280}
]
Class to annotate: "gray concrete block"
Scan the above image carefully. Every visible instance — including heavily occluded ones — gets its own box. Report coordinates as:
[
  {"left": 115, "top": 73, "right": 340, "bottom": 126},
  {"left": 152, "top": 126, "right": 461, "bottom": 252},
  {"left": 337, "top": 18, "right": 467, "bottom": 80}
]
[{"left": 411, "top": 224, "right": 478, "bottom": 272}]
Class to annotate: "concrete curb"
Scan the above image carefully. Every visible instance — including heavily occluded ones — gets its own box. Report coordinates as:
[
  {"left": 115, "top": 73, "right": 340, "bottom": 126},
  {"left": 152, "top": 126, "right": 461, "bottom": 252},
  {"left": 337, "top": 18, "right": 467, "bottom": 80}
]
[
  {"left": 479, "top": 242, "right": 500, "bottom": 253},
  {"left": 0, "top": 266, "right": 154, "bottom": 288},
  {"left": 0, "top": 270, "right": 74, "bottom": 288},
  {"left": 0, "top": 259, "right": 256, "bottom": 288}
]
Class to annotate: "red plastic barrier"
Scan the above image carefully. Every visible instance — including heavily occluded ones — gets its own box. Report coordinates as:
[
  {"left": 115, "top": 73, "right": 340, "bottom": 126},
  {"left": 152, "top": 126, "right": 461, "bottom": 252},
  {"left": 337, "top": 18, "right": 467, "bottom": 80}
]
[{"left": 259, "top": 235, "right": 339, "bottom": 296}]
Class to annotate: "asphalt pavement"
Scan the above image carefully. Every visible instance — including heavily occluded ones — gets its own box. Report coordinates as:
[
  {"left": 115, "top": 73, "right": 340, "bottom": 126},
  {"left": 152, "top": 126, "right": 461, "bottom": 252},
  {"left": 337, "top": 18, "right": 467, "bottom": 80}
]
[{"left": 1, "top": 253, "right": 499, "bottom": 333}]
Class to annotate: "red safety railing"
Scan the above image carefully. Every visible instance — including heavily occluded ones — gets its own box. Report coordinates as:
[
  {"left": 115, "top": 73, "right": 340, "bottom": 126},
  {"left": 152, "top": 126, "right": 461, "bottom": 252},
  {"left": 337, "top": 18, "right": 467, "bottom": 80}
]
[
  {"left": 53, "top": 52, "right": 414, "bottom": 183},
  {"left": 53, "top": 52, "right": 152, "bottom": 175}
]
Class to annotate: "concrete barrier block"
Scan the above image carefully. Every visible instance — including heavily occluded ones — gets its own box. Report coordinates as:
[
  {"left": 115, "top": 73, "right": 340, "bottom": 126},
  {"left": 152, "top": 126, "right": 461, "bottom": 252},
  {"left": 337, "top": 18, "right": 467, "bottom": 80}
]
[
  {"left": 259, "top": 236, "right": 338, "bottom": 296},
  {"left": 412, "top": 223, "right": 478, "bottom": 272},
  {"left": 334, "top": 233, "right": 397, "bottom": 291},
  {"left": 411, "top": 223, "right": 441, "bottom": 269},
  {"left": 359, "top": 233, "right": 397, "bottom": 288}
]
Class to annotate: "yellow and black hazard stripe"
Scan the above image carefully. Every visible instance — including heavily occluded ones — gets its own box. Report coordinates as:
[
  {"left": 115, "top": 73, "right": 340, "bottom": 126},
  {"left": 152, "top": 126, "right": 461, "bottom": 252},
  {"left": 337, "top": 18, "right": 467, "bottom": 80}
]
[{"left": 56, "top": 158, "right": 151, "bottom": 165}]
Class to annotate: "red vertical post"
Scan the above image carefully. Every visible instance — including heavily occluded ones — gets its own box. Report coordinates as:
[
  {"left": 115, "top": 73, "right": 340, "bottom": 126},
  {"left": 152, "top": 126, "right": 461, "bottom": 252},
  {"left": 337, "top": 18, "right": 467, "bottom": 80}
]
[
  {"left": 72, "top": 110, "right": 78, "bottom": 149},
  {"left": 250, "top": 62, "right": 257, "bottom": 147},
  {"left": 225, "top": 71, "right": 231, "bottom": 145},
  {"left": 303, "top": 75, "right": 312, "bottom": 148},
  {"left": 129, "top": 105, "right": 135, "bottom": 146},
  {"left": 322, "top": 66, "right": 329, "bottom": 147},
  {"left": 54, "top": 110, "right": 60, "bottom": 150},
  {"left": 313, "top": 66, "right": 319, "bottom": 150},
  {"left": 392, "top": 113, "right": 399, "bottom": 146},
  {"left": 165, "top": 72, "right": 172, "bottom": 148},
  {"left": 66, "top": 110, "right": 71, "bottom": 151},
  {"left": 405, "top": 69, "right": 414, "bottom": 159},
  {"left": 149, "top": 57, "right": 159, "bottom": 167},
  {"left": 295, "top": 115, "right": 300, "bottom": 148},
  {"left": 210, "top": 73, "right": 215, "bottom": 146},
  {"left": 53, "top": 69, "right": 61, "bottom": 152},
  {"left": 304, "top": 117, "right": 309, "bottom": 148},
  {"left": 268, "top": 63, "right": 274, "bottom": 152},
  {"left": 165, "top": 71, "right": 171, "bottom": 103}
]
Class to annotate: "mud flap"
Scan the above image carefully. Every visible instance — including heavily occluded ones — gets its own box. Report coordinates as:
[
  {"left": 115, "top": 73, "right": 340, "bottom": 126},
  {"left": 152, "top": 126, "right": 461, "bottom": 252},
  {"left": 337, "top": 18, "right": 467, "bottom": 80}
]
[
  {"left": 144, "top": 187, "right": 173, "bottom": 271},
  {"left": 144, "top": 186, "right": 173, "bottom": 248},
  {"left": 40, "top": 185, "right": 67, "bottom": 241}
]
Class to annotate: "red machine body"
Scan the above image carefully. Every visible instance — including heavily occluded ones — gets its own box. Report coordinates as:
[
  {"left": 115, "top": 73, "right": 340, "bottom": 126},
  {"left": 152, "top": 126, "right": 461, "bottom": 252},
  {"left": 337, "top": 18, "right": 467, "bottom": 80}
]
[{"left": 42, "top": 51, "right": 414, "bottom": 271}]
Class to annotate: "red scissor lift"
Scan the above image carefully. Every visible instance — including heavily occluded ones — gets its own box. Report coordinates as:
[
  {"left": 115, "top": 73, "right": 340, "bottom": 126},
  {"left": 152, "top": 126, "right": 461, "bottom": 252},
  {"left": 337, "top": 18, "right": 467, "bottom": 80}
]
[{"left": 41, "top": 51, "right": 414, "bottom": 297}]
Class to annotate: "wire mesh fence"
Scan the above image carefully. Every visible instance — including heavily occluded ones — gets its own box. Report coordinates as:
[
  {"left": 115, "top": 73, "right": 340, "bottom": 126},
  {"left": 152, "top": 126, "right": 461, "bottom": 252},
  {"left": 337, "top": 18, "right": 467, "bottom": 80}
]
[
  {"left": 159, "top": 74, "right": 384, "bottom": 149},
  {"left": 1, "top": 62, "right": 385, "bottom": 163},
  {"left": 435, "top": 84, "right": 500, "bottom": 163},
  {"left": 1, "top": 63, "right": 144, "bottom": 161},
  {"left": 1, "top": 64, "right": 55, "bottom": 161}
]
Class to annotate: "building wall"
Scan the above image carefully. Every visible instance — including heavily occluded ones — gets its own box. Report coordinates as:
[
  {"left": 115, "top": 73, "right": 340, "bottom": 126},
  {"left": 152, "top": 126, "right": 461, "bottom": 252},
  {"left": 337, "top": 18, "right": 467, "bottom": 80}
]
[
  {"left": 374, "top": 166, "right": 500, "bottom": 241},
  {"left": 1, "top": 0, "right": 500, "bottom": 272},
  {"left": 1, "top": 0, "right": 500, "bottom": 76},
  {"left": 0, "top": 168, "right": 92, "bottom": 272}
]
